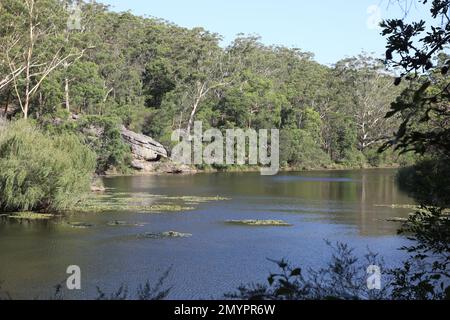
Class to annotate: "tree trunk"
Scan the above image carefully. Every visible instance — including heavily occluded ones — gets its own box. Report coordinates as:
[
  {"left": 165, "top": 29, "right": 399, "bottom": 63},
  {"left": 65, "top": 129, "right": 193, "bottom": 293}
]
[
  {"left": 65, "top": 77, "right": 70, "bottom": 112},
  {"left": 3, "top": 91, "right": 10, "bottom": 116},
  {"left": 186, "top": 82, "right": 207, "bottom": 134},
  {"left": 23, "top": 96, "right": 29, "bottom": 119},
  {"left": 186, "top": 99, "right": 200, "bottom": 135},
  {"left": 23, "top": 0, "right": 34, "bottom": 120}
]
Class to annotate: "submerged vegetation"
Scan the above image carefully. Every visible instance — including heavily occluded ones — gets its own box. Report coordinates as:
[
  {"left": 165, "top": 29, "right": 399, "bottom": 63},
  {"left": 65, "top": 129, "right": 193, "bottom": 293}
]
[
  {"left": 76, "top": 192, "right": 229, "bottom": 214},
  {"left": 6, "top": 212, "right": 56, "bottom": 220},
  {"left": 225, "top": 220, "right": 293, "bottom": 227},
  {"left": 139, "top": 231, "right": 193, "bottom": 239}
]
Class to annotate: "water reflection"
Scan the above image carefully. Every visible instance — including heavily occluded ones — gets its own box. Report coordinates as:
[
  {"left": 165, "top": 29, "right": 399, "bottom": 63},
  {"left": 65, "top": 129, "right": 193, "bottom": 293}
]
[{"left": 0, "top": 169, "right": 413, "bottom": 299}]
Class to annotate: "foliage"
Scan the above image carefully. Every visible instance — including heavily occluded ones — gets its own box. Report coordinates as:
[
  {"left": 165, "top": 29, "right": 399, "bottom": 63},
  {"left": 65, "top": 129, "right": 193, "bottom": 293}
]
[
  {"left": 280, "top": 128, "right": 331, "bottom": 169},
  {"left": 0, "top": 1, "right": 407, "bottom": 170},
  {"left": 389, "top": 206, "right": 450, "bottom": 300},
  {"left": 380, "top": 1, "right": 450, "bottom": 157},
  {"left": 0, "top": 120, "right": 96, "bottom": 212},
  {"left": 43, "top": 115, "right": 131, "bottom": 174},
  {"left": 76, "top": 116, "right": 131, "bottom": 174},
  {"left": 95, "top": 269, "right": 172, "bottom": 300},
  {"left": 226, "top": 242, "right": 388, "bottom": 300},
  {"left": 378, "top": 0, "right": 450, "bottom": 301}
]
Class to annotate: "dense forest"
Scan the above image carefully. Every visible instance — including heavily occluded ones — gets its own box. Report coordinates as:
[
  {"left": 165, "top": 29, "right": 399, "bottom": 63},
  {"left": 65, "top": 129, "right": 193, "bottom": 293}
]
[{"left": 0, "top": 0, "right": 416, "bottom": 174}]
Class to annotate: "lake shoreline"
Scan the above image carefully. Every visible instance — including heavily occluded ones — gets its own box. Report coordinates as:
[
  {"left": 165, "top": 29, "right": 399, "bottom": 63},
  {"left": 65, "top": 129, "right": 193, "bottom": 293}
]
[{"left": 102, "top": 163, "right": 402, "bottom": 178}]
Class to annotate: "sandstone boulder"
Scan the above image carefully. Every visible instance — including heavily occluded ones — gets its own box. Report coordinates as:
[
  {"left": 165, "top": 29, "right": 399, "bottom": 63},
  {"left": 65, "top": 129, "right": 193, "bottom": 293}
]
[{"left": 120, "top": 126, "right": 168, "bottom": 161}]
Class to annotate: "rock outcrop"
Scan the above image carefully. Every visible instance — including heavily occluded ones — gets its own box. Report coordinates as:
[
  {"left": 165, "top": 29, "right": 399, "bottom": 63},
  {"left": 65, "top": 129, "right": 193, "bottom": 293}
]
[
  {"left": 120, "top": 126, "right": 195, "bottom": 174},
  {"left": 54, "top": 113, "right": 193, "bottom": 174},
  {"left": 120, "top": 125, "right": 168, "bottom": 162},
  {"left": 128, "top": 159, "right": 197, "bottom": 174}
]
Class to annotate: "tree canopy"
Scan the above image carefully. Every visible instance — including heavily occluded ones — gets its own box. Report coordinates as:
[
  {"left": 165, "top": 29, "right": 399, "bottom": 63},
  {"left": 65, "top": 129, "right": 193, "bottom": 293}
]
[{"left": 0, "top": 0, "right": 412, "bottom": 171}]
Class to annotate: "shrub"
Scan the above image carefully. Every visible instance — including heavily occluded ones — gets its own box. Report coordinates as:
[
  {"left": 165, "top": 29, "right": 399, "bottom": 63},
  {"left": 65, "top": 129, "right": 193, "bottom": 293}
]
[
  {"left": 0, "top": 120, "right": 96, "bottom": 212},
  {"left": 280, "top": 128, "right": 331, "bottom": 169},
  {"left": 76, "top": 116, "right": 132, "bottom": 174},
  {"left": 226, "top": 242, "right": 388, "bottom": 300},
  {"left": 42, "top": 115, "right": 132, "bottom": 174}
]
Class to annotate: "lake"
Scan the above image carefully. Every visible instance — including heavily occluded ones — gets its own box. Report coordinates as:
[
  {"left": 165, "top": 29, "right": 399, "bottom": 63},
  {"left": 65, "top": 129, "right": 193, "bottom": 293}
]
[{"left": 0, "top": 169, "right": 414, "bottom": 299}]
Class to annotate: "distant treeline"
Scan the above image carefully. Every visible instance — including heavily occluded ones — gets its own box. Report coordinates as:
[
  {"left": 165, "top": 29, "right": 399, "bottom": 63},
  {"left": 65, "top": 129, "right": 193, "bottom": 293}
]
[{"left": 0, "top": 0, "right": 414, "bottom": 171}]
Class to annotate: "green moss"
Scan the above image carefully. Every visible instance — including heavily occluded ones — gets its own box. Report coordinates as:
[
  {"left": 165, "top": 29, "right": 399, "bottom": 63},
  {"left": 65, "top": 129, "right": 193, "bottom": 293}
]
[{"left": 76, "top": 201, "right": 195, "bottom": 213}]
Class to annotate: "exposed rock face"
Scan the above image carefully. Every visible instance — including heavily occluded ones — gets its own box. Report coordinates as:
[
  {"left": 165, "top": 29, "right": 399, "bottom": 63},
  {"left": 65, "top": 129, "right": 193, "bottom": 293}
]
[
  {"left": 128, "top": 159, "right": 197, "bottom": 174},
  {"left": 120, "top": 126, "right": 195, "bottom": 174},
  {"left": 120, "top": 126, "right": 168, "bottom": 161},
  {"left": 50, "top": 113, "right": 193, "bottom": 174}
]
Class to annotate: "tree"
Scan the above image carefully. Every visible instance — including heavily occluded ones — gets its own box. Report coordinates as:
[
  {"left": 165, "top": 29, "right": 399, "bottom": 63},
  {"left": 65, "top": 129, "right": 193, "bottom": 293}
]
[
  {"left": 178, "top": 30, "right": 232, "bottom": 134},
  {"left": 379, "top": 0, "right": 450, "bottom": 300},
  {"left": 380, "top": 0, "right": 450, "bottom": 157},
  {"left": 1, "top": 0, "right": 87, "bottom": 119},
  {"left": 335, "top": 54, "right": 402, "bottom": 151}
]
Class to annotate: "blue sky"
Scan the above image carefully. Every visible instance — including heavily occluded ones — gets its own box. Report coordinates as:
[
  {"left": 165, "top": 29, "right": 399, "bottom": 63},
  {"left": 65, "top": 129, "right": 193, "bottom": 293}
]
[{"left": 99, "top": 0, "right": 431, "bottom": 65}]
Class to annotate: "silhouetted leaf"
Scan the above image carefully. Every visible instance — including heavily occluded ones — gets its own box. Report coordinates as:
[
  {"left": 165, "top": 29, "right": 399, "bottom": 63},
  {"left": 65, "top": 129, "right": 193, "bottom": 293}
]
[{"left": 290, "top": 268, "right": 301, "bottom": 277}]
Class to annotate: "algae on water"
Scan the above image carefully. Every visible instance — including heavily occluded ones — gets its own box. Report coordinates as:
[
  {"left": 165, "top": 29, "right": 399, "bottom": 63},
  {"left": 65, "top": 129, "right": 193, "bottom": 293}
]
[
  {"left": 139, "top": 231, "right": 193, "bottom": 239},
  {"left": 7, "top": 212, "right": 56, "bottom": 220},
  {"left": 75, "top": 192, "right": 229, "bottom": 214},
  {"left": 225, "top": 220, "right": 293, "bottom": 227}
]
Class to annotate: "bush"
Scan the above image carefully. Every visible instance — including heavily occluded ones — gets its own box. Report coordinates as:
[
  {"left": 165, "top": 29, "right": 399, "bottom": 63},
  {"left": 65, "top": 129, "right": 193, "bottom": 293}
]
[
  {"left": 280, "top": 128, "right": 331, "bottom": 169},
  {"left": 76, "top": 116, "right": 132, "bottom": 174},
  {"left": 0, "top": 120, "right": 96, "bottom": 213},
  {"left": 389, "top": 206, "right": 450, "bottom": 300},
  {"left": 43, "top": 115, "right": 132, "bottom": 174},
  {"left": 226, "top": 242, "right": 388, "bottom": 300}
]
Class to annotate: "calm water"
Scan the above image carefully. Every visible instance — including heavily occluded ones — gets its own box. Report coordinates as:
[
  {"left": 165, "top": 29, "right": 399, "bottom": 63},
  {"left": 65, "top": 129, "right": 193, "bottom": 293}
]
[{"left": 0, "top": 169, "right": 414, "bottom": 299}]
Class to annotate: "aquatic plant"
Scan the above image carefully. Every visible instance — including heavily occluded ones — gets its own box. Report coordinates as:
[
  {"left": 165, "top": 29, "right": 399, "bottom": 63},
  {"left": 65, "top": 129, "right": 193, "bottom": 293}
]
[
  {"left": 225, "top": 220, "right": 293, "bottom": 227},
  {"left": 107, "top": 220, "right": 146, "bottom": 227},
  {"left": 7, "top": 212, "right": 56, "bottom": 220},
  {"left": 75, "top": 192, "right": 229, "bottom": 214},
  {"left": 138, "top": 231, "right": 193, "bottom": 239}
]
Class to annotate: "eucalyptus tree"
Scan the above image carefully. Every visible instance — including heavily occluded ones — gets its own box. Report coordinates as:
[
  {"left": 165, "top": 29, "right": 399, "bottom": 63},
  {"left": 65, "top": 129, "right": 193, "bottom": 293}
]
[
  {"left": 0, "top": 0, "right": 88, "bottom": 119},
  {"left": 335, "top": 54, "right": 402, "bottom": 151}
]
